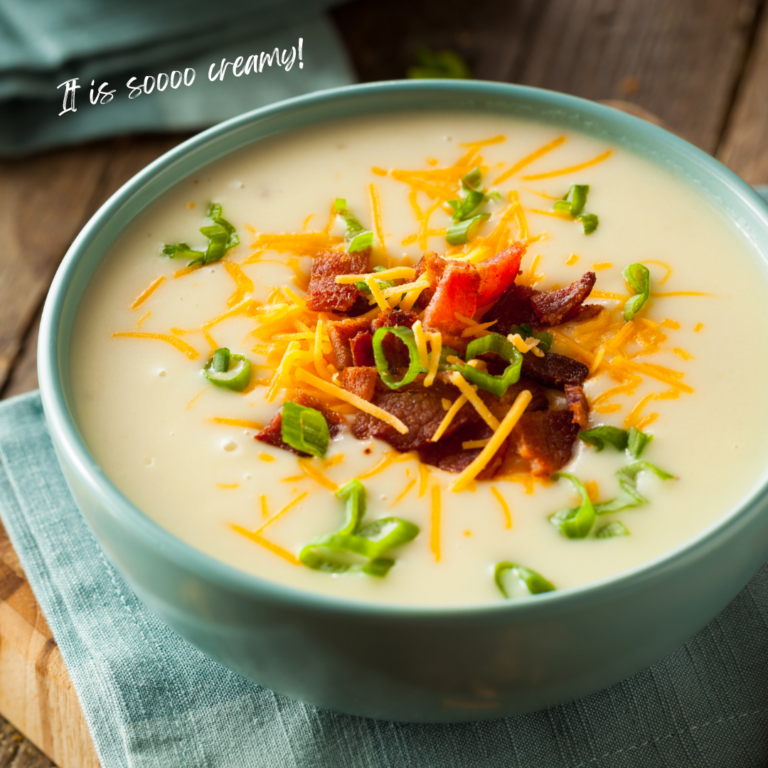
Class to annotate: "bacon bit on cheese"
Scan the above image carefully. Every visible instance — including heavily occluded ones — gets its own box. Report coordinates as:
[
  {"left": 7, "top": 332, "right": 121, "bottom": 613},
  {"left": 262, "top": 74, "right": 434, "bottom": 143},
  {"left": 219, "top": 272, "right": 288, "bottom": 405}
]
[
  {"left": 450, "top": 372, "right": 500, "bottom": 431},
  {"left": 295, "top": 368, "right": 409, "bottom": 434},
  {"left": 335, "top": 266, "right": 416, "bottom": 284},
  {"left": 112, "top": 332, "right": 200, "bottom": 360},
  {"left": 523, "top": 149, "right": 612, "bottom": 181},
  {"left": 297, "top": 458, "right": 338, "bottom": 491},
  {"left": 423, "top": 331, "right": 443, "bottom": 388},
  {"left": 494, "top": 136, "right": 567, "bottom": 185},
  {"left": 451, "top": 390, "right": 533, "bottom": 492},
  {"left": 230, "top": 525, "right": 300, "bottom": 565},
  {"left": 430, "top": 484, "right": 442, "bottom": 562},
  {"left": 210, "top": 417, "right": 264, "bottom": 430},
  {"left": 131, "top": 275, "right": 167, "bottom": 309},
  {"left": 412, "top": 320, "right": 430, "bottom": 369},
  {"left": 491, "top": 486, "right": 512, "bottom": 529},
  {"left": 430, "top": 393, "right": 469, "bottom": 443}
]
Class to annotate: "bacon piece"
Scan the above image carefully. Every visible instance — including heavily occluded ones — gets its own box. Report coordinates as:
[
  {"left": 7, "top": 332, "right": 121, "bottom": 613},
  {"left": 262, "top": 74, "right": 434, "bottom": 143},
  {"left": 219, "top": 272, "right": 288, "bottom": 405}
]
[
  {"left": 521, "top": 352, "right": 589, "bottom": 390},
  {"left": 351, "top": 380, "right": 480, "bottom": 452},
  {"left": 413, "top": 252, "right": 448, "bottom": 309},
  {"left": 327, "top": 316, "right": 372, "bottom": 370},
  {"left": 570, "top": 304, "right": 602, "bottom": 323},
  {"left": 255, "top": 393, "right": 345, "bottom": 455},
  {"left": 565, "top": 383, "right": 590, "bottom": 428},
  {"left": 350, "top": 331, "right": 375, "bottom": 367},
  {"left": 481, "top": 282, "right": 541, "bottom": 334},
  {"left": 423, "top": 261, "right": 480, "bottom": 336},
  {"left": 476, "top": 242, "right": 525, "bottom": 308},
  {"left": 531, "top": 272, "right": 596, "bottom": 326},
  {"left": 371, "top": 308, "right": 419, "bottom": 370},
  {"left": 483, "top": 378, "right": 549, "bottom": 420},
  {"left": 510, "top": 409, "right": 580, "bottom": 477},
  {"left": 418, "top": 423, "right": 507, "bottom": 479},
  {"left": 339, "top": 367, "right": 379, "bottom": 402},
  {"left": 306, "top": 250, "right": 370, "bottom": 312}
]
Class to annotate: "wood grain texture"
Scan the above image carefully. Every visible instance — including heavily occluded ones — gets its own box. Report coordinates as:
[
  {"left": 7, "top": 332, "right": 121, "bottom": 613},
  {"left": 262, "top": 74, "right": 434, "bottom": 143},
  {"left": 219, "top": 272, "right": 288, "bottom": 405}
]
[
  {"left": 718, "top": 2, "right": 768, "bottom": 184},
  {"left": 333, "top": 0, "right": 764, "bottom": 152}
]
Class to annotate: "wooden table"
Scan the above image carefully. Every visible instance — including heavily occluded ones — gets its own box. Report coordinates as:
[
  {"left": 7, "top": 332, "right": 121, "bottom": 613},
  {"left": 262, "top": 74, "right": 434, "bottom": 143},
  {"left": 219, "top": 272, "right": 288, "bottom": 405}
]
[{"left": 1, "top": 1, "right": 767, "bottom": 765}]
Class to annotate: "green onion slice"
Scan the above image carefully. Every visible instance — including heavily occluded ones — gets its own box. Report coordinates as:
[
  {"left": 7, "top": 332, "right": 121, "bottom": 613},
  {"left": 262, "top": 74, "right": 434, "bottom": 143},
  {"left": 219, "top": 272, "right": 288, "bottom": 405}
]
[
  {"left": 593, "top": 461, "right": 674, "bottom": 515},
  {"left": 596, "top": 521, "right": 630, "bottom": 539},
  {"left": 335, "top": 200, "right": 374, "bottom": 253},
  {"left": 461, "top": 166, "right": 482, "bottom": 190},
  {"left": 162, "top": 242, "right": 204, "bottom": 261},
  {"left": 446, "top": 213, "right": 490, "bottom": 245},
  {"left": 627, "top": 427, "right": 653, "bottom": 459},
  {"left": 578, "top": 213, "right": 599, "bottom": 235},
  {"left": 356, "top": 265, "right": 396, "bottom": 294},
  {"left": 451, "top": 333, "right": 523, "bottom": 396},
  {"left": 202, "top": 348, "right": 251, "bottom": 391},
  {"left": 549, "top": 473, "right": 596, "bottom": 539},
  {"left": 162, "top": 204, "right": 239, "bottom": 267},
  {"left": 622, "top": 263, "right": 650, "bottom": 320},
  {"left": 372, "top": 326, "right": 422, "bottom": 389},
  {"left": 495, "top": 562, "right": 555, "bottom": 599},
  {"left": 280, "top": 401, "right": 330, "bottom": 458},
  {"left": 508, "top": 324, "right": 553, "bottom": 352},
  {"left": 406, "top": 47, "right": 471, "bottom": 80},
  {"left": 554, "top": 184, "right": 589, "bottom": 217},
  {"left": 579, "top": 426, "right": 629, "bottom": 452},
  {"left": 299, "top": 480, "right": 420, "bottom": 577},
  {"left": 449, "top": 188, "right": 485, "bottom": 221}
]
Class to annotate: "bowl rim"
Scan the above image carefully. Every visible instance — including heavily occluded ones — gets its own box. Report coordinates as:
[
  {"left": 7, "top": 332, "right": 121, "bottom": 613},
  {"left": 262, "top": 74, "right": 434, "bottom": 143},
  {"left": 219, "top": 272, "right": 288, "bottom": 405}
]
[{"left": 39, "top": 78, "right": 768, "bottom": 620}]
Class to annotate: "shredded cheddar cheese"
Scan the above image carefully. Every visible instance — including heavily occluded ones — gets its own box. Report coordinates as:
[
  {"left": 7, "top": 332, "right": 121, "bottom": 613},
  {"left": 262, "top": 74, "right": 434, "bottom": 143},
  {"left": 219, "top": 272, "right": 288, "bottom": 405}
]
[
  {"left": 430, "top": 394, "right": 468, "bottom": 443},
  {"left": 450, "top": 372, "right": 500, "bottom": 431},
  {"left": 335, "top": 266, "right": 416, "bottom": 284},
  {"left": 490, "top": 486, "right": 512, "bottom": 529},
  {"left": 131, "top": 275, "right": 166, "bottom": 309},
  {"left": 112, "top": 332, "right": 199, "bottom": 360}
]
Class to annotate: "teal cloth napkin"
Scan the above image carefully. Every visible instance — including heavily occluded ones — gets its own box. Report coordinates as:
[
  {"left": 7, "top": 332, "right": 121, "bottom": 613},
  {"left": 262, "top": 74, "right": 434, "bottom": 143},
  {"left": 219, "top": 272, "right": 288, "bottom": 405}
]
[
  {"left": 0, "top": 0, "right": 354, "bottom": 156},
  {"left": 4, "top": 387, "right": 768, "bottom": 768}
]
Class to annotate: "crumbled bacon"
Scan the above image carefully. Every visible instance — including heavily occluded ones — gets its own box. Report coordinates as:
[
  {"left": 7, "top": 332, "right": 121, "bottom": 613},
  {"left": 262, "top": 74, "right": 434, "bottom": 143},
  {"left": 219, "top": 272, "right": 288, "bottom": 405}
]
[
  {"left": 339, "top": 367, "right": 379, "bottom": 402},
  {"left": 327, "top": 316, "right": 372, "bottom": 370},
  {"left": 306, "top": 250, "right": 370, "bottom": 312},
  {"left": 476, "top": 243, "right": 525, "bottom": 309},
  {"left": 255, "top": 393, "right": 345, "bottom": 455},
  {"left": 351, "top": 381, "right": 479, "bottom": 452},
  {"left": 510, "top": 409, "right": 580, "bottom": 477},
  {"left": 413, "top": 252, "right": 448, "bottom": 309},
  {"left": 531, "top": 272, "right": 596, "bottom": 326},
  {"left": 423, "top": 261, "right": 480, "bottom": 336},
  {"left": 350, "top": 330, "right": 375, "bottom": 367},
  {"left": 565, "top": 383, "right": 590, "bottom": 428},
  {"left": 481, "top": 282, "right": 541, "bottom": 334},
  {"left": 521, "top": 352, "right": 589, "bottom": 390},
  {"left": 418, "top": 423, "right": 506, "bottom": 478},
  {"left": 483, "top": 378, "right": 549, "bottom": 420}
]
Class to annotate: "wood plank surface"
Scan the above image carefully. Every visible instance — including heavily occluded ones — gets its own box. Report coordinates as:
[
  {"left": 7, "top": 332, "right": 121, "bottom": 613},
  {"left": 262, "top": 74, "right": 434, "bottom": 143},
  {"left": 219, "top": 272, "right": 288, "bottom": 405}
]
[{"left": 2, "top": 1, "right": 768, "bottom": 765}]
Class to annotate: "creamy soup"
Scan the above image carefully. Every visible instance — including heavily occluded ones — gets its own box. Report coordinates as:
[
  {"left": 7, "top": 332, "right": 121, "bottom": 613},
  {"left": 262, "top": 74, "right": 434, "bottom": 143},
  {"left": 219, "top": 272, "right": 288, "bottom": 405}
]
[{"left": 70, "top": 111, "right": 768, "bottom": 605}]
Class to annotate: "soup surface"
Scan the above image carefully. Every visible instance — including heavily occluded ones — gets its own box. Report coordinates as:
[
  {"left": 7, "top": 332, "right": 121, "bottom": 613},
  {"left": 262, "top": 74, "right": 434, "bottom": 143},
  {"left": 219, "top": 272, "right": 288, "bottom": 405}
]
[{"left": 70, "top": 111, "right": 768, "bottom": 605}]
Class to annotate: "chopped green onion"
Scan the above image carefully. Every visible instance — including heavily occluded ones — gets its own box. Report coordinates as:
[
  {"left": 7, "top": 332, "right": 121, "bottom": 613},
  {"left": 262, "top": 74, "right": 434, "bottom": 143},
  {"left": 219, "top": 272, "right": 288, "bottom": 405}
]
[
  {"left": 335, "top": 201, "right": 374, "bottom": 253},
  {"left": 494, "top": 562, "right": 556, "bottom": 599},
  {"left": 162, "top": 242, "right": 204, "bottom": 261},
  {"left": 450, "top": 332, "right": 523, "bottom": 396},
  {"left": 446, "top": 213, "right": 490, "bottom": 245},
  {"left": 356, "top": 265, "right": 396, "bottom": 294},
  {"left": 449, "top": 188, "right": 485, "bottom": 221},
  {"left": 299, "top": 481, "right": 419, "bottom": 576},
  {"left": 162, "top": 204, "right": 239, "bottom": 267},
  {"left": 202, "top": 348, "right": 250, "bottom": 391},
  {"left": 596, "top": 521, "right": 630, "bottom": 538},
  {"left": 554, "top": 184, "right": 589, "bottom": 217},
  {"left": 593, "top": 460, "right": 674, "bottom": 515},
  {"left": 334, "top": 197, "right": 347, "bottom": 212},
  {"left": 372, "top": 326, "right": 422, "bottom": 389},
  {"left": 406, "top": 47, "right": 471, "bottom": 80},
  {"left": 579, "top": 426, "right": 629, "bottom": 452},
  {"left": 508, "top": 324, "right": 553, "bottom": 352},
  {"left": 623, "top": 263, "right": 650, "bottom": 320},
  {"left": 461, "top": 166, "right": 482, "bottom": 191},
  {"left": 348, "top": 231, "right": 374, "bottom": 252},
  {"left": 549, "top": 473, "right": 596, "bottom": 539},
  {"left": 281, "top": 401, "right": 330, "bottom": 458},
  {"left": 627, "top": 427, "right": 653, "bottom": 458},
  {"left": 578, "top": 213, "right": 599, "bottom": 234}
]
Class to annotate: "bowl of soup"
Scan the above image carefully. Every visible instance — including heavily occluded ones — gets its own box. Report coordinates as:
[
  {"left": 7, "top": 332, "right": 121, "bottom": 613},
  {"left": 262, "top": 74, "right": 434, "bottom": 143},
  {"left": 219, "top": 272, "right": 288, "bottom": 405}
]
[{"left": 38, "top": 80, "right": 768, "bottom": 722}]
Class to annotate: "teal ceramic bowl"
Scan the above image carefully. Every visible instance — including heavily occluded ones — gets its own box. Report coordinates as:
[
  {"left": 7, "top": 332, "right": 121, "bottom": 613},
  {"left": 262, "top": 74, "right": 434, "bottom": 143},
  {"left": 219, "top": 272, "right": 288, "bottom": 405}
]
[{"left": 38, "top": 81, "right": 768, "bottom": 723}]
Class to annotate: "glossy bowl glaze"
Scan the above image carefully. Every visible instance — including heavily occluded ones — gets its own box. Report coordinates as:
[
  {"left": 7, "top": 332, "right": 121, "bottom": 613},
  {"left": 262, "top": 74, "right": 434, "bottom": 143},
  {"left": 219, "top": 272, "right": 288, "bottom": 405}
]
[{"left": 39, "top": 81, "right": 768, "bottom": 723}]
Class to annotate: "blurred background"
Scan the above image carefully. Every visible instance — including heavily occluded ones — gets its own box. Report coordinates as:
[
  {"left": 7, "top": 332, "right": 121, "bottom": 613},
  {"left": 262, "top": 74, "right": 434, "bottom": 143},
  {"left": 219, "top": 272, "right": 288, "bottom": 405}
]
[{"left": 1, "top": 0, "right": 767, "bottom": 764}]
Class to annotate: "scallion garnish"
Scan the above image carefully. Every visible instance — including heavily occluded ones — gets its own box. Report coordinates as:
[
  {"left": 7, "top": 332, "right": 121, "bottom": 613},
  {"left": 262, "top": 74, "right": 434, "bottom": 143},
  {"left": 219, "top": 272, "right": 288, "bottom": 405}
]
[
  {"left": 372, "top": 326, "right": 422, "bottom": 389},
  {"left": 554, "top": 184, "right": 589, "bottom": 217},
  {"left": 446, "top": 212, "right": 490, "bottom": 245},
  {"left": 202, "top": 347, "right": 250, "bottom": 391},
  {"left": 280, "top": 401, "right": 330, "bottom": 458},
  {"left": 461, "top": 166, "right": 482, "bottom": 190},
  {"left": 406, "top": 47, "right": 471, "bottom": 80},
  {"left": 549, "top": 473, "right": 596, "bottom": 539},
  {"left": 579, "top": 213, "right": 599, "bottom": 234},
  {"left": 449, "top": 188, "right": 485, "bottom": 221},
  {"left": 592, "top": 461, "right": 675, "bottom": 515},
  {"left": 356, "top": 265, "right": 396, "bottom": 294},
  {"left": 450, "top": 332, "right": 523, "bottom": 396},
  {"left": 163, "top": 203, "right": 239, "bottom": 267},
  {"left": 508, "top": 324, "right": 553, "bottom": 352},
  {"left": 299, "top": 480, "right": 419, "bottom": 576},
  {"left": 622, "top": 263, "right": 651, "bottom": 321},
  {"left": 579, "top": 425, "right": 652, "bottom": 458},
  {"left": 335, "top": 199, "right": 374, "bottom": 253},
  {"left": 494, "top": 562, "right": 556, "bottom": 599},
  {"left": 596, "top": 521, "right": 630, "bottom": 538}
]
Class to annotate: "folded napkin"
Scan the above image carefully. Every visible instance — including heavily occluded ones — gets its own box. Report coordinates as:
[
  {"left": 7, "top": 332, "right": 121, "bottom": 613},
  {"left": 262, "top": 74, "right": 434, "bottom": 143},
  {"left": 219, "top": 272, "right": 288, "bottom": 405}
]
[
  {"left": 0, "top": 0, "right": 353, "bottom": 156},
  {"left": 3, "top": 385, "right": 768, "bottom": 768}
]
